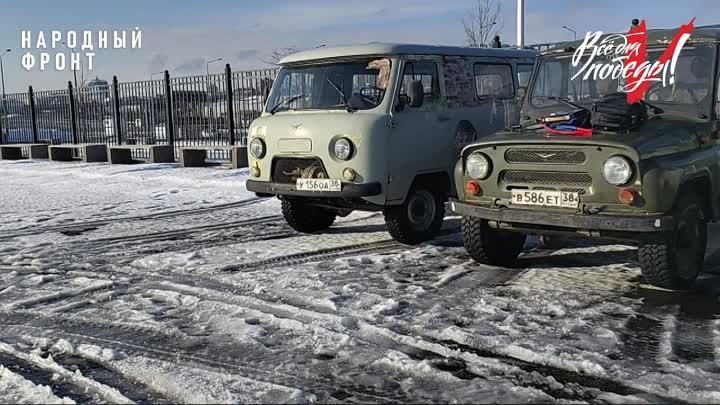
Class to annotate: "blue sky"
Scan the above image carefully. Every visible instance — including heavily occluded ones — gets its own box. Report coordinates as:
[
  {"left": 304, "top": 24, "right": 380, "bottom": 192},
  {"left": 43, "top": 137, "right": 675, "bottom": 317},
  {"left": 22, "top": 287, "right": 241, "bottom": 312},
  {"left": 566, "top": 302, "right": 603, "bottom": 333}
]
[{"left": 0, "top": 0, "right": 717, "bottom": 92}]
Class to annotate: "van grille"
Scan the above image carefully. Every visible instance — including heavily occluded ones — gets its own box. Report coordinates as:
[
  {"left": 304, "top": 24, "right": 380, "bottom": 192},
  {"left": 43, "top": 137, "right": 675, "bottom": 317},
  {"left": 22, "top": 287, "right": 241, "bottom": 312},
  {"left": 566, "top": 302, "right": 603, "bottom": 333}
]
[
  {"left": 271, "top": 157, "right": 328, "bottom": 183},
  {"left": 505, "top": 149, "right": 586, "bottom": 164},
  {"left": 501, "top": 170, "right": 592, "bottom": 187}
]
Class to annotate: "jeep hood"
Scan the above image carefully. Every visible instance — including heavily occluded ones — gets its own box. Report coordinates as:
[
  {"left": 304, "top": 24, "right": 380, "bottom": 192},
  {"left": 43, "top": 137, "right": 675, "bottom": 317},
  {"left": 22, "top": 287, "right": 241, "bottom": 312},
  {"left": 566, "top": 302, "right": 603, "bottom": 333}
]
[{"left": 467, "top": 114, "right": 705, "bottom": 160}]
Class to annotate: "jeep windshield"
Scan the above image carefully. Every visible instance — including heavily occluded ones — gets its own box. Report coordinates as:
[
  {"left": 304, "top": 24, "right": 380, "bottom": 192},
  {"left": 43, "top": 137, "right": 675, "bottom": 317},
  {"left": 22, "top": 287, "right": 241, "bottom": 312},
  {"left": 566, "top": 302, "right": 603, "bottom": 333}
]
[
  {"left": 529, "top": 46, "right": 715, "bottom": 116},
  {"left": 266, "top": 58, "right": 391, "bottom": 113}
]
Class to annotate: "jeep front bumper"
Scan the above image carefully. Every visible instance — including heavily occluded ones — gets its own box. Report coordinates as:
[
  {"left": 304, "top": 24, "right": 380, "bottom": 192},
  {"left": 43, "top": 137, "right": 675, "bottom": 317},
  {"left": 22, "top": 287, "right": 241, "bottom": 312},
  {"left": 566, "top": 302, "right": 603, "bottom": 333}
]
[
  {"left": 246, "top": 180, "right": 382, "bottom": 198},
  {"left": 448, "top": 199, "right": 675, "bottom": 237}
]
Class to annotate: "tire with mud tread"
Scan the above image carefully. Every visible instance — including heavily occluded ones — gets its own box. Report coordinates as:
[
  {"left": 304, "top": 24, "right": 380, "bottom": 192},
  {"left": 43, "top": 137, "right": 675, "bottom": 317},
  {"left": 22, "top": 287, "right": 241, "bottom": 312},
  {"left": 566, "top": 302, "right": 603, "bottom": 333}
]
[
  {"left": 384, "top": 186, "right": 445, "bottom": 245},
  {"left": 462, "top": 215, "right": 526, "bottom": 266},
  {"left": 280, "top": 197, "right": 337, "bottom": 233},
  {"left": 638, "top": 193, "right": 706, "bottom": 290}
]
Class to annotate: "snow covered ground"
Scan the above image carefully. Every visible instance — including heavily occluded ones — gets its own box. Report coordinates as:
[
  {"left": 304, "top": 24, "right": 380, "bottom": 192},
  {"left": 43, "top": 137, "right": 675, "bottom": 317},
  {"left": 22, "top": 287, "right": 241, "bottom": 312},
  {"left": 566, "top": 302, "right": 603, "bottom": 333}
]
[{"left": 1, "top": 159, "right": 720, "bottom": 404}]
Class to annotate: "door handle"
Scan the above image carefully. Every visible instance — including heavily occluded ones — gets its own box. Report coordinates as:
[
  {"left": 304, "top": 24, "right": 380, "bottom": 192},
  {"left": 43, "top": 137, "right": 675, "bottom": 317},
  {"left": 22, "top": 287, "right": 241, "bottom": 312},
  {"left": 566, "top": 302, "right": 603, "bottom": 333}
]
[{"left": 438, "top": 115, "right": 451, "bottom": 122}]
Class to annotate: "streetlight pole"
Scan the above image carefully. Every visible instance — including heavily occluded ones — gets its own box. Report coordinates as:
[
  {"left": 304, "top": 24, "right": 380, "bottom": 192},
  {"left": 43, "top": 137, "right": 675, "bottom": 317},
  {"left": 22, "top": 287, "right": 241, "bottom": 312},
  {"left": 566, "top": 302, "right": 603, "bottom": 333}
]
[
  {"left": 517, "top": 0, "right": 525, "bottom": 47},
  {"left": 206, "top": 58, "right": 222, "bottom": 136},
  {"left": 60, "top": 42, "right": 79, "bottom": 89},
  {"left": 0, "top": 49, "right": 9, "bottom": 142},
  {"left": 0, "top": 49, "right": 10, "bottom": 114},
  {"left": 562, "top": 25, "right": 577, "bottom": 41}
]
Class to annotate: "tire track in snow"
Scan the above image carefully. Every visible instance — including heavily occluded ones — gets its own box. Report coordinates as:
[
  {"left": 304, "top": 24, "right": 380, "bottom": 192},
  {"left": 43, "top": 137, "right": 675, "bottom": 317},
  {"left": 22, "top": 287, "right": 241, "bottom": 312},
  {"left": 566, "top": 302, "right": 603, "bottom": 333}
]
[
  {"left": 4, "top": 280, "right": 117, "bottom": 310},
  {"left": 0, "top": 341, "right": 133, "bottom": 404},
  {"left": 620, "top": 288, "right": 720, "bottom": 369},
  {"left": 0, "top": 313, "right": 419, "bottom": 403},
  {"left": 0, "top": 353, "right": 97, "bottom": 404},
  {"left": 220, "top": 239, "right": 403, "bottom": 272},
  {"left": 102, "top": 280, "right": 682, "bottom": 403},
  {"left": 74, "top": 215, "right": 282, "bottom": 248},
  {"left": 220, "top": 228, "right": 461, "bottom": 273},
  {"left": 52, "top": 353, "right": 174, "bottom": 404},
  {"left": 670, "top": 311, "right": 717, "bottom": 366},
  {"left": 0, "top": 197, "right": 265, "bottom": 241}
]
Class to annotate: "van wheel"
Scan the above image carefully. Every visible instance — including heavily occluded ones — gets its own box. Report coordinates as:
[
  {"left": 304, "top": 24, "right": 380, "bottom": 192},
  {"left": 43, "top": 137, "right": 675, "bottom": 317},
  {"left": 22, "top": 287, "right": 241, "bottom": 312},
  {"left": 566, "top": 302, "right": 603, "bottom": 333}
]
[
  {"left": 638, "top": 193, "right": 706, "bottom": 290},
  {"left": 384, "top": 186, "right": 445, "bottom": 245},
  {"left": 280, "top": 197, "right": 337, "bottom": 233},
  {"left": 462, "top": 216, "right": 526, "bottom": 266}
]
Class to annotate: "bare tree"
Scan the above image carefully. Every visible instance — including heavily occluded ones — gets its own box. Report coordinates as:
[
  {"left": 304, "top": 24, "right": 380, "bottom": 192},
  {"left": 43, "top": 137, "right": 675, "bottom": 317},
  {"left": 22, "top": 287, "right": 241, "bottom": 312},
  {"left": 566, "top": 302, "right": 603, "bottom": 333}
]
[
  {"left": 462, "top": 0, "right": 504, "bottom": 48},
  {"left": 263, "top": 46, "right": 300, "bottom": 65}
]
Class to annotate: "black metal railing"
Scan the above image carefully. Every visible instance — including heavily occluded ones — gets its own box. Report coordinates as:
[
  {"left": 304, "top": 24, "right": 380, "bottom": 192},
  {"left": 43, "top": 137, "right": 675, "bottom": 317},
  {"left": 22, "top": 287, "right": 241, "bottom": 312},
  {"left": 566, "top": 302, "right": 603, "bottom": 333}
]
[{"left": 0, "top": 64, "right": 278, "bottom": 159}]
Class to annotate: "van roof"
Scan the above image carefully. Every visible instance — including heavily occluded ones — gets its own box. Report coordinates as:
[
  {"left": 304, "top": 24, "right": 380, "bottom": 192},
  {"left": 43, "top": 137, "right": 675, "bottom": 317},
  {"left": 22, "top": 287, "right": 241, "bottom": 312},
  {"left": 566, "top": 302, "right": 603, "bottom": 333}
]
[{"left": 279, "top": 42, "right": 539, "bottom": 65}]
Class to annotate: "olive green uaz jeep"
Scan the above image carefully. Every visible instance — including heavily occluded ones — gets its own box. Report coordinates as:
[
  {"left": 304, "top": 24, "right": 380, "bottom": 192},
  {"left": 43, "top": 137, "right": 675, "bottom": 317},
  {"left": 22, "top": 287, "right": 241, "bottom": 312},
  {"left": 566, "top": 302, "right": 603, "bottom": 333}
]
[{"left": 450, "top": 26, "right": 720, "bottom": 290}]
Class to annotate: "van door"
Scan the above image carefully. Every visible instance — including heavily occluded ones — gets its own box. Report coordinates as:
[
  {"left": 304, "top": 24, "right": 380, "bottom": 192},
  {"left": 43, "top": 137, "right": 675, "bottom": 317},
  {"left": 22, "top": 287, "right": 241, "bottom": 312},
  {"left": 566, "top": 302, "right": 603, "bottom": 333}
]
[
  {"left": 473, "top": 62, "right": 521, "bottom": 136},
  {"left": 386, "top": 58, "right": 452, "bottom": 203}
]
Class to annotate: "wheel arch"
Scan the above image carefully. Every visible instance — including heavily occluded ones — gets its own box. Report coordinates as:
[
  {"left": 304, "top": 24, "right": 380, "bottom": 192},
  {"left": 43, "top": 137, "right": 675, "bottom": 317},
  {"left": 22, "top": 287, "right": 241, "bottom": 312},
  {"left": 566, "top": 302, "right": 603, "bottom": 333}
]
[
  {"left": 410, "top": 171, "right": 452, "bottom": 199},
  {"left": 674, "top": 173, "right": 714, "bottom": 221}
]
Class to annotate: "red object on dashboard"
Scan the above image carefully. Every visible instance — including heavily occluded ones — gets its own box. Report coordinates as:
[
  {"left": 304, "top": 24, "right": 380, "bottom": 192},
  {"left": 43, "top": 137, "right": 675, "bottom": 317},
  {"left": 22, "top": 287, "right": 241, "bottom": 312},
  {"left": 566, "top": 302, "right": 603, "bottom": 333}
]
[{"left": 542, "top": 124, "right": 593, "bottom": 138}]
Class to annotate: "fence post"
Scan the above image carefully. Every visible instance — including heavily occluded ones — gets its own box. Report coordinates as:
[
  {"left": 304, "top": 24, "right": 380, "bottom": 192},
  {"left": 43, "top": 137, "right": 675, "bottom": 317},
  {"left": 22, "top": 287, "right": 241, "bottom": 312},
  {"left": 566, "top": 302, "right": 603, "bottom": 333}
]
[
  {"left": 68, "top": 82, "right": 79, "bottom": 144},
  {"left": 0, "top": 100, "right": 4, "bottom": 145},
  {"left": 28, "top": 86, "right": 38, "bottom": 144},
  {"left": 164, "top": 70, "right": 174, "bottom": 146},
  {"left": 112, "top": 76, "right": 122, "bottom": 145},
  {"left": 225, "top": 64, "right": 235, "bottom": 146}
]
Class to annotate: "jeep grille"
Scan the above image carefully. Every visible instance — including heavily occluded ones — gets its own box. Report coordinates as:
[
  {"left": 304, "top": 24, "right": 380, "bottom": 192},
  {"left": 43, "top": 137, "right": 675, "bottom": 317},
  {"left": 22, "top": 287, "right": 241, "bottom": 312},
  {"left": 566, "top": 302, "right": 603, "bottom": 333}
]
[
  {"left": 501, "top": 170, "right": 592, "bottom": 188},
  {"left": 272, "top": 157, "right": 328, "bottom": 183},
  {"left": 505, "top": 149, "right": 586, "bottom": 164}
]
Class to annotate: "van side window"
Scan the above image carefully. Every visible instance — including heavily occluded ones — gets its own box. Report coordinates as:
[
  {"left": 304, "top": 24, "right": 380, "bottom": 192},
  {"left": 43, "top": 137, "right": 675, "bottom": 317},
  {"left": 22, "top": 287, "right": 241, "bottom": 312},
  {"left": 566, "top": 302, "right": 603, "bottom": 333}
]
[
  {"left": 517, "top": 64, "right": 534, "bottom": 88},
  {"left": 474, "top": 64, "right": 514, "bottom": 99},
  {"left": 399, "top": 61, "right": 441, "bottom": 105}
]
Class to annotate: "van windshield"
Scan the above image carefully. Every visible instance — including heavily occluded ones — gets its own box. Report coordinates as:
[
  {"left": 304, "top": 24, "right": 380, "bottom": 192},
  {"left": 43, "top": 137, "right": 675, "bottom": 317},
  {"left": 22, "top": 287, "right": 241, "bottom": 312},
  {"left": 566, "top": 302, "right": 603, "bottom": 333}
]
[
  {"left": 530, "top": 46, "right": 715, "bottom": 113},
  {"left": 266, "top": 58, "right": 391, "bottom": 113}
]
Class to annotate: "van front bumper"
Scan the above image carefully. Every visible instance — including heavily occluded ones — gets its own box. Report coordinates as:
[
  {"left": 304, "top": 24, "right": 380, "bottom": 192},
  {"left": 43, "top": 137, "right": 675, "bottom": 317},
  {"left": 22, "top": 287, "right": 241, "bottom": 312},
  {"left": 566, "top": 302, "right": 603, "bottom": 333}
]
[
  {"left": 448, "top": 199, "right": 674, "bottom": 236},
  {"left": 246, "top": 180, "right": 382, "bottom": 198}
]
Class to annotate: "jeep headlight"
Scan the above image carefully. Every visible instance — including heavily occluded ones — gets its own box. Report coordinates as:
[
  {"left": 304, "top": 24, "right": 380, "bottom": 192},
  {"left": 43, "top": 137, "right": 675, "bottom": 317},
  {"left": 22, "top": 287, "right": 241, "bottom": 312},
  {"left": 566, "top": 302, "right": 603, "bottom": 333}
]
[
  {"left": 250, "top": 138, "right": 266, "bottom": 159},
  {"left": 333, "top": 137, "right": 353, "bottom": 161},
  {"left": 466, "top": 153, "right": 491, "bottom": 179},
  {"left": 602, "top": 155, "right": 633, "bottom": 185}
]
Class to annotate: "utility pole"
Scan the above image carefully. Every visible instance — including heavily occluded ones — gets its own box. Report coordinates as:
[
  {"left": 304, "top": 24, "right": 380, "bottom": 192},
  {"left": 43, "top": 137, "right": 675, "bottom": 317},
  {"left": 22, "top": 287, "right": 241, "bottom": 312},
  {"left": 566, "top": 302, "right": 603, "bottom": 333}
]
[{"left": 517, "top": 0, "right": 525, "bottom": 48}]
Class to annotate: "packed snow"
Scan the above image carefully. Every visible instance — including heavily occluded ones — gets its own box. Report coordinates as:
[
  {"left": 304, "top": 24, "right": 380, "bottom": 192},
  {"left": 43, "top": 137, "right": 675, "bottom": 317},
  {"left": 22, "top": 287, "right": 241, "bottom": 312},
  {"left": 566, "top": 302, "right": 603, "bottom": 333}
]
[{"left": 0, "top": 159, "right": 719, "bottom": 404}]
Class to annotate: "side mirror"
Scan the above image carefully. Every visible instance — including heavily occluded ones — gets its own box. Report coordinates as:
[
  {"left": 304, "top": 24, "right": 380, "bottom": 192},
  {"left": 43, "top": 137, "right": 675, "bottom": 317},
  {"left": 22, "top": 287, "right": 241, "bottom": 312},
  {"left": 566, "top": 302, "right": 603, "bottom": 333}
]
[{"left": 408, "top": 80, "right": 425, "bottom": 108}]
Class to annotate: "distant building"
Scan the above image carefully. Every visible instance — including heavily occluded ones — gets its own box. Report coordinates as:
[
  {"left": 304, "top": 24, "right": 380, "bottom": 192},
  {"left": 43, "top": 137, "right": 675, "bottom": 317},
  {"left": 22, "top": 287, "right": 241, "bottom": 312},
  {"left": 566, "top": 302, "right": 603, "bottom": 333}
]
[
  {"left": 83, "top": 76, "right": 111, "bottom": 103},
  {"left": 86, "top": 77, "right": 109, "bottom": 92}
]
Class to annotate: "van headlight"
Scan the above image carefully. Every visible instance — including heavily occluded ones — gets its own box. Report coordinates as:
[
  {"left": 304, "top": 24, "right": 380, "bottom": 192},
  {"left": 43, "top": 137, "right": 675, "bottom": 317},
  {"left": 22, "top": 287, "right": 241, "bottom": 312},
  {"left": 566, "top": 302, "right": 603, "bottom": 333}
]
[
  {"left": 250, "top": 138, "right": 266, "bottom": 159},
  {"left": 602, "top": 155, "right": 633, "bottom": 185},
  {"left": 466, "top": 153, "right": 491, "bottom": 179},
  {"left": 333, "top": 137, "right": 353, "bottom": 160}
]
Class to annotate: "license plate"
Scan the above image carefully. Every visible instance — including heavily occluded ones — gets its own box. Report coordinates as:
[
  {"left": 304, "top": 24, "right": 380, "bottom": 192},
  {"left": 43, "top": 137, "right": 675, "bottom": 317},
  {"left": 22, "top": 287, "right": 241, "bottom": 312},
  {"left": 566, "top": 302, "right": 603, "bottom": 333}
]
[
  {"left": 511, "top": 190, "right": 579, "bottom": 208},
  {"left": 296, "top": 178, "right": 342, "bottom": 192}
]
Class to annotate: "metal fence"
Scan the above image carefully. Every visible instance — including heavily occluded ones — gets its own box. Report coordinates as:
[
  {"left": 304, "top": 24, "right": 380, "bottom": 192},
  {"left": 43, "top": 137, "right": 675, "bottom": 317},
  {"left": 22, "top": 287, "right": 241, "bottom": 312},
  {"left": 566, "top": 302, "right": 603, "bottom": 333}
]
[
  {"left": 0, "top": 64, "right": 278, "bottom": 160},
  {"left": 1, "top": 92, "right": 34, "bottom": 144}
]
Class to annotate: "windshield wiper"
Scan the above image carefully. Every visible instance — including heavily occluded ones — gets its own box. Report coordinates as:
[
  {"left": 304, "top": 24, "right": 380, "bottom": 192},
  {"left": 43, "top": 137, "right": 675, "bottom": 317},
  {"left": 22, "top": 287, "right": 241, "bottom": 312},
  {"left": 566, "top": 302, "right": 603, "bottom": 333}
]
[
  {"left": 326, "top": 78, "right": 354, "bottom": 112},
  {"left": 532, "top": 96, "right": 588, "bottom": 112},
  {"left": 269, "top": 94, "right": 308, "bottom": 115}
]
